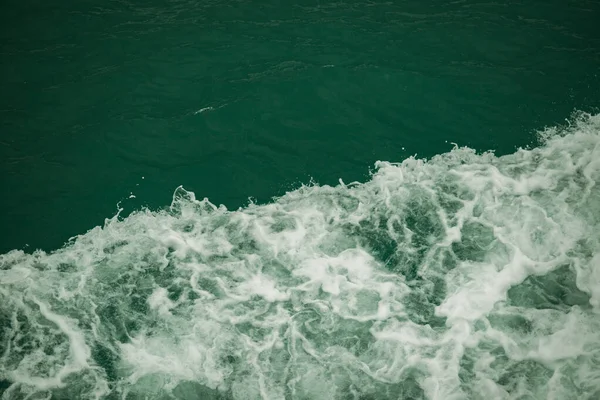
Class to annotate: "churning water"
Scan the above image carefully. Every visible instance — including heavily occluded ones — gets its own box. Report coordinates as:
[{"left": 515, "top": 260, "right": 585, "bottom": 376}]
[{"left": 2, "top": 113, "right": 600, "bottom": 399}]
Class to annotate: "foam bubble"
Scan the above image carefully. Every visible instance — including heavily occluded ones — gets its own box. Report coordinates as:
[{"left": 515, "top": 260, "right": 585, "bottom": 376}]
[{"left": 1, "top": 112, "right": 600, "bottom": 399}]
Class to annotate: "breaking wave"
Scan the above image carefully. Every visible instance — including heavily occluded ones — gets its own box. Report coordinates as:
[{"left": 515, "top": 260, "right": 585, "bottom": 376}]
[{"left": 1, "top": 113, "right": 600, "bottom": 399}]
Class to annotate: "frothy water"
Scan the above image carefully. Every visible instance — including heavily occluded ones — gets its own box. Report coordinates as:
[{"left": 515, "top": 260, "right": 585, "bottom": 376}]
[{"left": 2, "top": 113, "right": 600, "bottom": 400}]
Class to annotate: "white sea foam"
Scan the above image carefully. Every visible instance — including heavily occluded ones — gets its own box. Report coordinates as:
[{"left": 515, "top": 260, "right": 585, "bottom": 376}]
[{"left": 1, "top": 112, "right": 600, "bottom": 399}]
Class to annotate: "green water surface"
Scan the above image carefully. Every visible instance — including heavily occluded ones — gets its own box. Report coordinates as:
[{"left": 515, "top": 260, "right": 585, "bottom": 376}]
[{"left": 1, "top": 0, "right": 599, "bottom": 253}]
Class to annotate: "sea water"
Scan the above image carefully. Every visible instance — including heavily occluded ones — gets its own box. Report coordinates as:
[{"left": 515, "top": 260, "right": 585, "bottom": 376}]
[{"left": 1, "top": 113, "right": 599, "bottom": 399}]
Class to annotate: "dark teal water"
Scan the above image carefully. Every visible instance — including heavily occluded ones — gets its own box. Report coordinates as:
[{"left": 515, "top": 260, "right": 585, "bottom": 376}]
[
  {"left": 2, "top": 0, "right": 599, "bottom": 253},
  {"left": 1, "top": 1, "right": 600, "bottom": 399}
]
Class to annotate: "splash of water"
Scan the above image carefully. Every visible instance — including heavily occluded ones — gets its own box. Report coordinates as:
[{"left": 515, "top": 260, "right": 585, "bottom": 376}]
[{"left": 1, "top": 113, "right": 600, "bottom": 400}]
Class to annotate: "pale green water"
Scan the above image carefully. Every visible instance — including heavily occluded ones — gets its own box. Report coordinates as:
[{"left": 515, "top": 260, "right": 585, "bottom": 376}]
[{"left": 1, "top": 1, "right": 600, "bottom": 399}]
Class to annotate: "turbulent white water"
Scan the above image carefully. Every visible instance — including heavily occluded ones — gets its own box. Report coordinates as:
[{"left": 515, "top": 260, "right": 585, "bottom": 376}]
[{"left": 1, "top": 113, "right": 600, "bottom": 400}]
